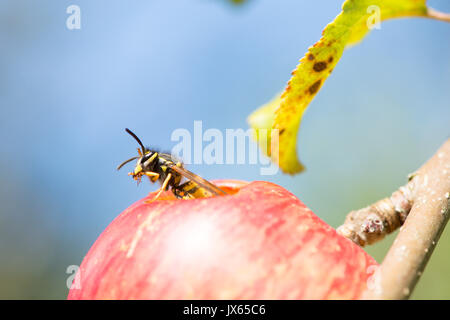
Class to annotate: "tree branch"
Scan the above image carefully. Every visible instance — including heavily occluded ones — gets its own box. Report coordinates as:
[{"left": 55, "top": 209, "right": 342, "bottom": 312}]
[
  {"left": 338, "top": 139, "right": 450, "bottom": 299},
  {"left": 336, "top": 180, "right": 414, "bottom": 246}
]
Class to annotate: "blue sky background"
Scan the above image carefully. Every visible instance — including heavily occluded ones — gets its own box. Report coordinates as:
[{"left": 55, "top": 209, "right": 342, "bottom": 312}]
[{"left": 0, "top": 0, "right": 448, "bottom": 298}]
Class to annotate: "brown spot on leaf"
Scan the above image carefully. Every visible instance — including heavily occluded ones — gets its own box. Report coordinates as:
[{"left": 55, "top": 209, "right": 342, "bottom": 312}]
[
  {"left": 308, "top": 80, "right": 321, "bottom": 95},
  {"left": 308, "top": 53, "right": 315, "bottom": 61},
  {"left": 328, "top": 56, "right": 333, "bottom": 63},
  {"left": 279, "top": 129, "right": 285, "bottom": 135},
  {"left": 313, "top": 61, "right": 327, "bottom": 72}
]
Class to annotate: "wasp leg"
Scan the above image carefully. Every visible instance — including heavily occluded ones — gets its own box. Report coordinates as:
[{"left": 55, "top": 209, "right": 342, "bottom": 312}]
[
  {"left": 173, "top": 182, "right": 195, "bottom": 200},
  {"left": 144, "top": 172, "right": 159, "bottom": 182},
  {"left": 145, "top": 173, "right": 172, "bottom": 203},
  {"left": 173, "top": 181, "right": 213, "bottom": 199}
]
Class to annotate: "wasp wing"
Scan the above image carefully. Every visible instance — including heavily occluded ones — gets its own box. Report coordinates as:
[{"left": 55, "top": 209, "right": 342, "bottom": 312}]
[{"left": 167, "top": 164, "right": 227, "bottom": 196}]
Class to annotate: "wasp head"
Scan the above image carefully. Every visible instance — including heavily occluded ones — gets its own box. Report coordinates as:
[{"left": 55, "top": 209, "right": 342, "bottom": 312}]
[{"left": 117, "top": 128, "right": 159, "bottom": 181}]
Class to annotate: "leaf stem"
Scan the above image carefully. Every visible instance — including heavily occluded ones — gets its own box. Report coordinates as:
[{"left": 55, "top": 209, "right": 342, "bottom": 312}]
[{"left": 426, "top": 7, "right": 450, "bottom": 23}]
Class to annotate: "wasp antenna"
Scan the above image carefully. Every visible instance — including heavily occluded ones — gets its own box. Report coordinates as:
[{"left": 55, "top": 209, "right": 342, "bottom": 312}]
[
  {"left": 117, "top": 156, "right": 139, "bottom": 170},
  {"left": 125, "top": 128, "right": 146, "bottom": 154}
]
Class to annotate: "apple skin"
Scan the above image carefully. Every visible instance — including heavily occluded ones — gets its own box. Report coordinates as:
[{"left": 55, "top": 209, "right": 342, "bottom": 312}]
[{"left": 68, "top": 180, "right": 377, "bottom": 300}]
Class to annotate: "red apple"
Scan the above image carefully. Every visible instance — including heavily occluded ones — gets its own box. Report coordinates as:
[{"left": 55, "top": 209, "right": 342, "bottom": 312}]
[{"left": 68, "top": 180, "right": 377, "bottom": 299}]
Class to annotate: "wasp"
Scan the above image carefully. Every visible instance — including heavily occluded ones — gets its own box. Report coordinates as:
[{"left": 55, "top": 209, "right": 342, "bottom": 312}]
[{"left": 117, "top": 128, "right": 227, "bottom": 202}]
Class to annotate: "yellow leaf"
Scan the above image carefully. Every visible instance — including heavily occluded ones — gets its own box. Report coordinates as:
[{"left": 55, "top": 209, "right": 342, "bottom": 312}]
[
  {"left": 248, "top": 94, "right": 279, "bottom": 155},
  {"left": 248, "top": 0, "right": 430, "bottom": 174}
]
